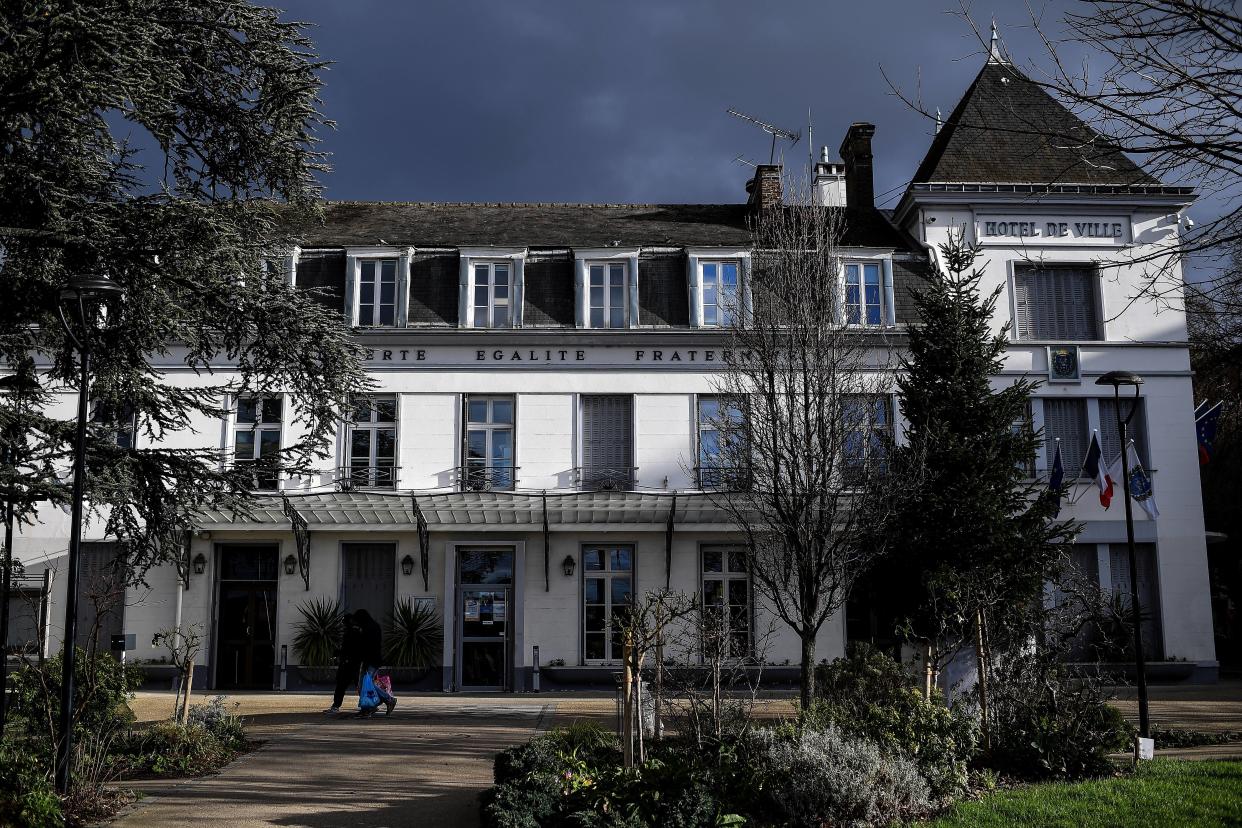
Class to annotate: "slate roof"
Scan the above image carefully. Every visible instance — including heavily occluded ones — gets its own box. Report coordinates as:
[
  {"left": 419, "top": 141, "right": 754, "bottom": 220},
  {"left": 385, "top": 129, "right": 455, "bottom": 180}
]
[
  {"left": 292, "top": 202, "right": 920, "bottom": 252},
  {"left": 911, "top": 60, "right": 1160, "bottom": 187}
]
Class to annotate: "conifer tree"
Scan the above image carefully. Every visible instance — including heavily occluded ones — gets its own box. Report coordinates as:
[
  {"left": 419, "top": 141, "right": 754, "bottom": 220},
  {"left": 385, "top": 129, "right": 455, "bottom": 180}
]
[{"left": 880, "top": 231, "right": 1075, "bottom": 683}]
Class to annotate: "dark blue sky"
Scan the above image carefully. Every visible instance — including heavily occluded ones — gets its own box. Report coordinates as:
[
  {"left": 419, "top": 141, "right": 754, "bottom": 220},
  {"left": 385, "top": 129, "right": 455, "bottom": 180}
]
[{"left": 287, "top": 1, "right": 1083, "bottom": 208}]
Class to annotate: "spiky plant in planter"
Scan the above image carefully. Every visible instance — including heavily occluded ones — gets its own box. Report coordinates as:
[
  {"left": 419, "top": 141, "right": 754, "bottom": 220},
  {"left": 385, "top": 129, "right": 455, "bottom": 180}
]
[
  {"left": 384, "top": 599, "right": 443, "bottom": 669},
  {"left": 292, "top": 597, "right": 343, "bottom": 667}
]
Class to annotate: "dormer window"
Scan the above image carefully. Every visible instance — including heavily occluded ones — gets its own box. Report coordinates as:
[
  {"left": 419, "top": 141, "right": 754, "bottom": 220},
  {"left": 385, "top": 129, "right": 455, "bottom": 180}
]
[
  {"left": 700, "top": 261, "right": 740, "bottom": 327},
  {"left": 589, "top": 262, "right": 629, "bottom": 328},
  {"left": 472, "top": 262, "right": 512, "bottom": 328},
  {"left": 358, "top": 259, "right": 398, "bottom": 326},
  {"left": 844, "top": 262, "right": 883, "bottom": 326}
]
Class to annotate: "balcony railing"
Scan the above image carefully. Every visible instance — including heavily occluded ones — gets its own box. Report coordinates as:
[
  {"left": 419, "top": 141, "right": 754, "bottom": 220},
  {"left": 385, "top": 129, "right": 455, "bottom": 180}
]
[
  {"left": 457, "top": 465, "right": 518, "bottom": 492},
  {"left": 336, "top": 464, "right": 398, "bottom": 491},
  {"left": 575, "top": 466, "right": 638, "bottom": 491},
  {"left": 695, "top": 465, "right": 753, "bottom": 492}
]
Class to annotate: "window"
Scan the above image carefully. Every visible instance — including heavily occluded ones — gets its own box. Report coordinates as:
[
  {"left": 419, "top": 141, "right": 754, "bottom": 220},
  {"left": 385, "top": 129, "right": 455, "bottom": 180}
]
[
  {"left": 844, "top": 262, "right": 883, "bottom": 326},
  {"left": 1012, "top": 402, "right": 1036, "bottom": 477},
  {"left": 1013, "top": 265, "right": 1101, "bottom": 340},
  {"left": 1041, "top": 398, "right": 1088, "bottom": 477},
  {"left": 579, "top": 395, "right": 634, "bottom": 489},
  {"left": 1108, "top": 543, "right": 1163, "bottom": 660},
  {"left": 697, "top": 396, "right": 747, "bottom": 489},
  {"left": 842, "top": 395, "right": 891, "bottom": 481},
  {"left": 357, "top": 259, "right": 397, "bottom": 327},
  {"left": 464, "top": 395, "right": 515, "bottom": 490},
  {"left": 235, "top": 396, "right": 282, "bottom": 491},
  {"left": 701, "top": 261, "right": 740, "bottom": 327},
  {"left": 1098, "top": 397, "right": 1150, "bottom": 469},
  {"left": 346, "top": 395, "right": 397, "bottom": 488},
  {"left": 588, "top": 262, "right": 629, "bottom": 328},
  {"left": 92, "top": 401, "right": 136, "bottom": 449},
  {"left": 472, "top": 262, "right": 512, "bottom": 328},
  {"left": 582, "top": 544, "right": 633, "bottom": 662},
  {"left": 701, "top": 545, "right": 751, "bottom": 659}
]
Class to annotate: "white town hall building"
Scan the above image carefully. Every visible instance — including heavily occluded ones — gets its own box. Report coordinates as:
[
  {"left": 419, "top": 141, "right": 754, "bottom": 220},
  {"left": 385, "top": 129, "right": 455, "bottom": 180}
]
[{"left": 6, "top": 51, "right": 1217, "bottom": 690}]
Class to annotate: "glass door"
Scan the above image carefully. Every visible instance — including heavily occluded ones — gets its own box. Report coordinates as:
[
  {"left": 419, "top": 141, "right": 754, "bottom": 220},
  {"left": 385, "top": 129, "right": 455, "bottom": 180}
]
[
  {"left": 459, "top": 587, "right": 510, "bottom": 690},
  {"left": 214, "top": 544, "right": 278, "bottom": 689}
]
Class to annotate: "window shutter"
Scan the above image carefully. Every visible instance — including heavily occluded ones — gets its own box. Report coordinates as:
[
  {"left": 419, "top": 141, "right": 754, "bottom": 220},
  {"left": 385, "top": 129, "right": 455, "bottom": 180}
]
[
  {"left": 687, "top": 255, "right": 702, "bottom": 327},
  {"left": 582, "top": 395, "right": 632, "bottom": 470},
  {"left": 739, "top": 256, "right": 753, "bottom": 326},
  {"left": 512, "top": 256, "right": 525, "bottom": 328},
  {"left": 1043, "top": 399, "right": 1087, "bottom": 476},
  {"left": 343, "top": 255, "right": 358, "bottom": 326},
  {"left": 627, "top": 254, "right": 640, "bottom": 328},
  {"left": 880, "top": 257, "right": 895, "bottom": 326},
  {"left": 574, "top": 258, "right": 587, "bottom": 328},
  {"left": 396, "top": 249, "right": 412, "bottom": 328},
  {"left": 458, "top": 255, "right": 471, "bottom": 328},
  {"left": 1013, "top": 271, "right": 1032, "bottom": 339}
]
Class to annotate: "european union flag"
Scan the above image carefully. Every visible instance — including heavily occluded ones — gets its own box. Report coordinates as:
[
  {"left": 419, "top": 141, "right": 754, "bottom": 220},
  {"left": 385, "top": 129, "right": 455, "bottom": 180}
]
[
  {"left": 1049, "top": 443, "right": 1064, "bottom": 516},
  {"left": 1197, "top": 402, "right": 1222, "bottom": 466}
]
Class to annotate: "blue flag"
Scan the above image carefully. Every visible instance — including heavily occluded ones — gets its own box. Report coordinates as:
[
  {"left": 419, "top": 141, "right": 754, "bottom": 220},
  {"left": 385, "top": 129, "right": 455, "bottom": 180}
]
[
  {"left": 1197, "top": 402, "right": 1222, "bottom": 466},
  {"left": 1048, "top": 443, "right": 1064, "bottom": 516}
]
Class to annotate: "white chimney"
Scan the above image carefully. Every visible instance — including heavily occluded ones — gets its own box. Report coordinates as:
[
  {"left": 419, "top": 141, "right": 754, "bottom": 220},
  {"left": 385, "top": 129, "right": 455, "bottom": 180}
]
[{"left": 813, "top": 146, "right": 847, "bottom": 207}]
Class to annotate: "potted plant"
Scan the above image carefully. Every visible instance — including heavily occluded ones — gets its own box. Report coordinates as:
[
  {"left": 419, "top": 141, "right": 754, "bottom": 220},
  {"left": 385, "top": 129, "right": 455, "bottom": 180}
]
[
  {"left": 384, "top": 598, "right": 442, "bottom": 683},
  {"left": 292, "top": 596, "right": 342, "bottom": 684}
]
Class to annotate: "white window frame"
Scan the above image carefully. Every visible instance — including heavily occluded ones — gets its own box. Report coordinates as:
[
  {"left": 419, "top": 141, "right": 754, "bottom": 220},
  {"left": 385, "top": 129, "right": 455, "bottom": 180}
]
[
  {"left": 91, "top": 400, "right": 138, "bottom": 450},
  {"left": 470, "top": 262, "right": 514, "bottom": 329},
  {"left": 841, "top": 394, "right": 893, "bottom": 481},
  {"left": 700, "top": 544, "right": 752, "bottom": 660},
  {"left": 344, "top": 247, "right": 411, "bottom": 328},
  {"left": 574, "top": 248, "right": 639, "bottom": 329},
  {"left": 463, "top": 394, "right": 516, "bottom": 490},
  {"left": 842, "top": 260, "right": 885, "bottom": 326},
  {"left": 459, "top": 247, "right": 526, "bottom": 329},
  {"left": 581, "top": 543, "right": 635, "bottom": 664},
  {"left": 696, "top": 394, "right": 747, "bottom": 489},
  {"left": 233, "top": 394, "right": 284, "bottom": 491},
  {"left": 345, "top": 394, "right": 398, "bottom": 488},
  {"left": 688, "top": 249, "right": 751, "bottom": 328}
]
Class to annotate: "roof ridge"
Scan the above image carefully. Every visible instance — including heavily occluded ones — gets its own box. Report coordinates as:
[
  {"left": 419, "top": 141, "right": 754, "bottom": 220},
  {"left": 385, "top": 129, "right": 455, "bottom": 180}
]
[{"left": 321, "top": 200, "right": 739, "bottom": 209}]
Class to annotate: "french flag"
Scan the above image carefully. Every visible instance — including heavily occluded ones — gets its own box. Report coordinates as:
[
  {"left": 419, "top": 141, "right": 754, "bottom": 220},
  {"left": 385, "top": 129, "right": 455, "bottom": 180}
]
[{"left": 1084, "top": 433, "right": 1113, "bottom": 509}]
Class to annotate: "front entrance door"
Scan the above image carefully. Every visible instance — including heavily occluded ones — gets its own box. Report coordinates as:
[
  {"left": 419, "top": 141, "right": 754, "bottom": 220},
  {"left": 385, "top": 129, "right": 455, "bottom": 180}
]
[
  {"left": 455, "top": 547, "right": 515, "bottom": 691},
  {"left": 459, "top": 587, "right": 510, "bottom": 690},
  {"left": 215, "top": 545, "right": 278, "bottom": 689}
]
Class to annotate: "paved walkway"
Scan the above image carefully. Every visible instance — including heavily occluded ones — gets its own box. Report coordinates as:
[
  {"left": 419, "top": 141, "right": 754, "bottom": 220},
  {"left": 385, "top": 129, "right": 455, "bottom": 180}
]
[
  {"left": 112, "top": 682, "right": 1242, "bottom": 826},
  {"left": 115, "top": 693, "right": 614, "bottom": 828}
]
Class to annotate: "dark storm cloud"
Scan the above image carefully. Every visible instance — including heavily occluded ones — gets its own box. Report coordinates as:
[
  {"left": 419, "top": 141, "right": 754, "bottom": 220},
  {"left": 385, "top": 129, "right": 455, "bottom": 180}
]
[{"left": 286, "top": 1, "right": 1076, "bottom": 206}]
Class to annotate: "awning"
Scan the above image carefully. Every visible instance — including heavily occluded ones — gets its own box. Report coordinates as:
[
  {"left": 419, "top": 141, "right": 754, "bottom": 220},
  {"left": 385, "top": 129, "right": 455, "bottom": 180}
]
[{"left": 193, "top": 490, "right": 739, "bottom": 532}]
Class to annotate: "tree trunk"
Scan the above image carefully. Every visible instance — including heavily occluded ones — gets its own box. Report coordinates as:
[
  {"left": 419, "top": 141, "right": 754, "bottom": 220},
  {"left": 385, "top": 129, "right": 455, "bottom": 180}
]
[
  {"left": 923, "top": 641, "right": 934, "bottom": 701},
  {"left": 799, "top": 632, "right": 816, "bottom": 711},
  {"left": 621, "top": 636, "right": 634, "bottom": 768},
  {"left": 976, "top": 609, "right": 991, "bottom": 751}
]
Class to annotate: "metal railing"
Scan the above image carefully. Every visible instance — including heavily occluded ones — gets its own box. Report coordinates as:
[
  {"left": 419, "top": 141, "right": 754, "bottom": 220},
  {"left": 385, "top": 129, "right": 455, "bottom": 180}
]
[
  {"left": 457, "top": 465, "right": 518, "bottom": 492},
  {"left": 694, "top": 465, "right": 753, "bottom": 491},
  {"left": 336, "top": 464, "right": 399, "bottom": 490},
  {"left": 574, "top": 466, "right": 638, "bottom": 491}
]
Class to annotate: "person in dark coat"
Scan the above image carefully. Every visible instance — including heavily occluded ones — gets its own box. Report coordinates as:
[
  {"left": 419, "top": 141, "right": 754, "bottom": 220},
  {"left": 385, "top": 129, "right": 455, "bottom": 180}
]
[
  {"left": 325, "top": 612, "right": 363, "bottom": 714},
  {"left": 352, "top": 609, "right": 396, "bottom": 715}
]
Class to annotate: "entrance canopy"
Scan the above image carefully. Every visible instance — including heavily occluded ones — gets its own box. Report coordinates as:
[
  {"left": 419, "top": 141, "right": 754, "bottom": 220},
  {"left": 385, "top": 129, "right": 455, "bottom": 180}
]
[{"left": 193, "top": 490, "right": 742, "bottom": 593}]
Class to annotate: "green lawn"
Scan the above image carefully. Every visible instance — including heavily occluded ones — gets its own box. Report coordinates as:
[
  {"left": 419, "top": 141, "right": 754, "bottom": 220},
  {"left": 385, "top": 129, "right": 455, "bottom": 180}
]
[{"left": 924, "top": 760, "right": 1242, "bottom": 828}]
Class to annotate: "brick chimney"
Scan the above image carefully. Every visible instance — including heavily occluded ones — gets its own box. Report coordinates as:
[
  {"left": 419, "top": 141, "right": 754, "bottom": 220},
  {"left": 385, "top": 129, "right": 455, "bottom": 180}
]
[
  {"left": 839, "top": 122, "right": 876, "bottom": 209},
  {"left": 745, "top": 164, "right": 782, "bottom": 210}
]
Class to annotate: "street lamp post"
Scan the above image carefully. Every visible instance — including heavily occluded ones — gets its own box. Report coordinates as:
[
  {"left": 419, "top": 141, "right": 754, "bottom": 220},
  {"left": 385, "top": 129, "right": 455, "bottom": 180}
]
[
  {"left": 1095, "top": 369, "right": 1149, "bottom": 743},
  {"left": 55, "top": 275, "right": 124, "bottom": 794},
  {"left": 0, "top": 361, "right": 41, "bottom": 736}
]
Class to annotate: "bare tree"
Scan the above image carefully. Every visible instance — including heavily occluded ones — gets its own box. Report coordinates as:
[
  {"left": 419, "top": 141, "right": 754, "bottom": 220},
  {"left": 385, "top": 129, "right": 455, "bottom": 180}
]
[{"left": 707, "top": 182, "right": 896, "bottom": 709}]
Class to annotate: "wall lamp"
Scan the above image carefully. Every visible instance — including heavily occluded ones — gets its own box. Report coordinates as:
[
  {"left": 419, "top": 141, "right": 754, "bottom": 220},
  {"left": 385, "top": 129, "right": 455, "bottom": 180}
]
[
  {"left": 401, "top": 554, "right": 415, "bottom": 576},
  {"left": 191, "top": 553, "right": 207, "bottom": 576},
  {"left": 562, "top": 555, "right": 576, "bottom": 578},
  {"left": 283, "top": 554, "right": 297, "bottom": 576}
]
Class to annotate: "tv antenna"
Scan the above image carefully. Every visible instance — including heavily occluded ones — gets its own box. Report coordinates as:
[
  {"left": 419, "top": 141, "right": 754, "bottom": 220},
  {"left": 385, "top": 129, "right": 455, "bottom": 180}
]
[
  {"left": 732, "top": 154, "right": 757, "bottom": 169},
  {"left": 727, "top": 108, "right": 801, "bottom": 164}
]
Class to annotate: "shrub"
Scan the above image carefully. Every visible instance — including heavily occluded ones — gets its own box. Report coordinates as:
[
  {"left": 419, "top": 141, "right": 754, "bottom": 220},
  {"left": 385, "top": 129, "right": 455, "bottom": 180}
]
[
  {"left": 111, "top": 704, "right": 249, "bottom": 779},
  {"left": 479, "top": 773, "right": 564, "bottom": 828},
  {"left": 493, "top": 722, "right": 620, "bottom": 786},
  {"left": 291, "top": 597, "right": 342, "bottom": 667},
  {"left": 384, "top": 598, "right": 443, "bottom": 668},
  {"left": 0, "top": 739, "right": 62, "bottom": 828},
  {"left": 187, "top": 695, "right": 247, "bottom": 749},
  {"left": 8, "top": 650, "right": 142, "bottom": 742},
  {"left": 749, "top": 725, "right": 931, "bottom": 827},
  {"left": 809, "top": 643, "right": 978, "bottom": 798},
  {"left": 984, "top": 654, "right": 1130, "bottom": 780}
]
